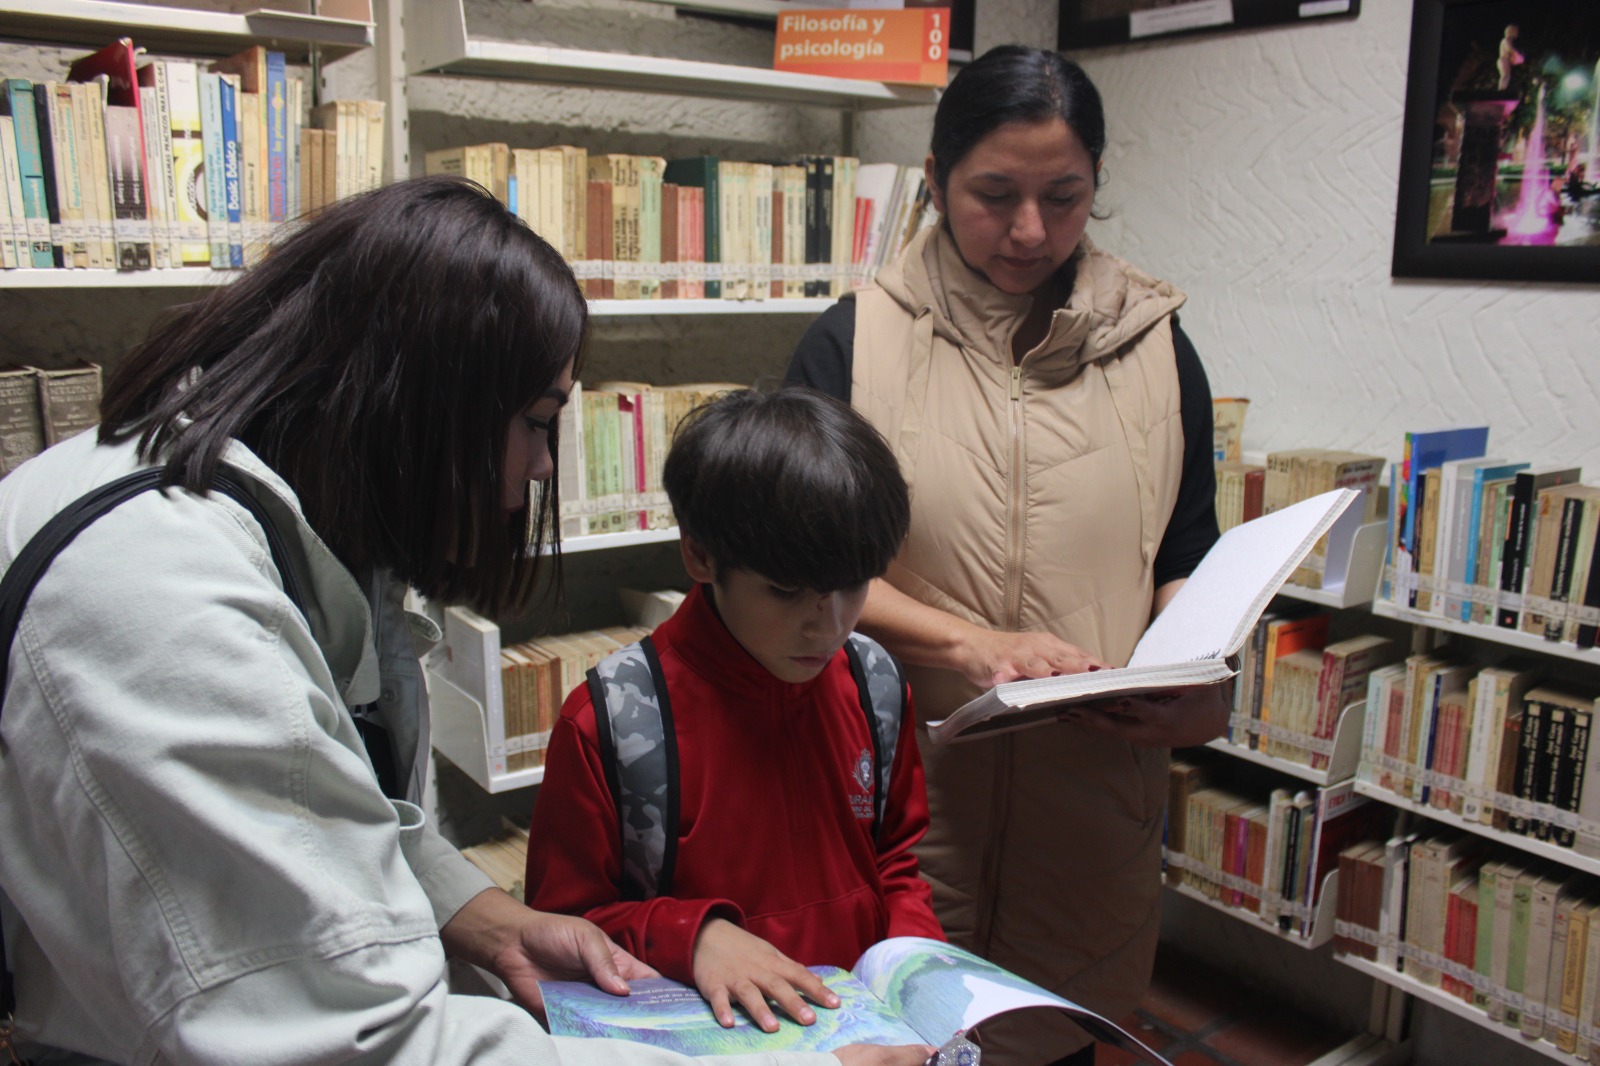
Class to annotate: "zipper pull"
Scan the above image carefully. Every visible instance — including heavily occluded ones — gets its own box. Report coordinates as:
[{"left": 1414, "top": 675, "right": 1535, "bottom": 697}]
[{"left": 1009, "top": 366, "right": 1022, "bottom": 402}]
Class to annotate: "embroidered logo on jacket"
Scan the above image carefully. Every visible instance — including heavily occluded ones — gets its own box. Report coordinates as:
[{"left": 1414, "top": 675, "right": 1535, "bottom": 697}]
[{"left": 850, "top": 747, "right": 874, "bottom": 820}]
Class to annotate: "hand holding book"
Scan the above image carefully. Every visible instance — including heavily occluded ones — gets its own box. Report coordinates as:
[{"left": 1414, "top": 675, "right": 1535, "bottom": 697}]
[{"left": 928, "top": 489, "right": 1360, "bottom": 744}]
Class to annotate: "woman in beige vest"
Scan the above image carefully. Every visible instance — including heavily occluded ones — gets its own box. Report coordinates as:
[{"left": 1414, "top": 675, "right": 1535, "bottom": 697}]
[{"left": 787, "top": 45, "right": 1230, "bottom": 1066}]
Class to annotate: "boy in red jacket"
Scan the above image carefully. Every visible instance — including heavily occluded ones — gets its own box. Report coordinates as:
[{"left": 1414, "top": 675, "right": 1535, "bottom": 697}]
[{"left": 526, "top": 387, "right": 944, "bottom": 1035}]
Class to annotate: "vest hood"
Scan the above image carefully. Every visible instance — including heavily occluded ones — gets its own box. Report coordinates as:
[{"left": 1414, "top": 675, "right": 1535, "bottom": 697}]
[{"left": 873, "top": 224, "right": 1186, "bottom": 374}]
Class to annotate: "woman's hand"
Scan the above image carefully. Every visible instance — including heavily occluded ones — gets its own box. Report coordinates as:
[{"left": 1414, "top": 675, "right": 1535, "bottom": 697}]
[
  {"left": 833, "top": 1044, "right": 939, "bottom": 1066},
  {"left": 440, "top": 888, "right": 658, "bottom": 1013},
  {"left": 959, "top": 628, "right": 1109, "bottom": 689},
  {"left": 691, "top": 917, "right": 840, "bottom": 1032},
  {"left": 1061, "top": 679, "right": 1232, "bottom": 748}
]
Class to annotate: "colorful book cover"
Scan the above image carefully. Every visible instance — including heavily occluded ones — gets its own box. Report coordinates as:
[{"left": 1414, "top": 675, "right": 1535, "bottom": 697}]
[
  {"left": 1396, "top": 427, "right": 1490, "bottom": 607},
  {"left": 1459, "top": 462, "right": 1530, "bottom": 620},
  {"left": 543, "top": 937, "right": 1171, "bottom": 1065},
  {"left": 0, "top": 80, "right": 53, "bottom": 267}
]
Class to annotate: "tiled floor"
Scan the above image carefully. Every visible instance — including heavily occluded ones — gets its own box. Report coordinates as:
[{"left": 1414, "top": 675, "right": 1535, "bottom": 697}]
[{"left": 1098, "top": 946, "right": 1353, "bottom": 1066}]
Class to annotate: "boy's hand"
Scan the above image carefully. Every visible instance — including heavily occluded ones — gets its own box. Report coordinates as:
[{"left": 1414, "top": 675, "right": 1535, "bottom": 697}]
[
  {"left": 833, "top": 1044, "right": 938, "bottom": 1066},
  {"left": 691, "top": 917, "right": 841, "bottom": 1032}
]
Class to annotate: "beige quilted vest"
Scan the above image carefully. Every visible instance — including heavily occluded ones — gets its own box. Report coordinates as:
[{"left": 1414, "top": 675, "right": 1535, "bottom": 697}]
[{"left": 853, "top": 225, "right": 1187, "bottom": 1064}]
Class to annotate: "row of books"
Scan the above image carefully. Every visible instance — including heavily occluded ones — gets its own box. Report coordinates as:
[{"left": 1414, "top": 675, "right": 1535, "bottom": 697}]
[
  {"left": 423, "top": 143, "right": 936, "bottom": 301},
  {"left": 555, "top": 381, "right": 740, "bottom": 539},
  {"left": 1229, "top": 606, "right": 1397, "bottom": 771},
  {"left": 0, "top": 363, "right": 103, "bottom": 475},
  {"left": 1335, "top": 835, "right": 1600, "bottom": 1060},
  {"left": 0, "top": 37, "right": 382, "bottom": 273},
  {"left": 1384, "top": 427, "right": 1598, "bottom": 649},
  {"left": 1164, "top": 759, "right": 1391, "bottom": 940},
  {"left": 1360, "top": 656, "right": 1600, "bottom": 855},
  {"left": 1214, "top": 448, "right": 1385, "bottom": 585},
  {"left": 460, "top": 820, "right": 531, "bottom": 903},
  {"left": 438, "top": 606, "right": 655, "bottom": 776}
]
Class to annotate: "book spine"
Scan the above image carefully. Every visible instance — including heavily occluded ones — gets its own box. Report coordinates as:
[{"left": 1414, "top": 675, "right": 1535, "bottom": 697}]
[
  {"left": 218, "top": 75, "right": 243, "bottom": 268},
  {"left": 265, "top": 52, "right": 287, "bottom": 222},
  {"left": 197, "top": 73, "right": 228, "bottom": 268},
  {"left": 1499, "top": 475, "right": 1536, "bottom": 628},
  {"left": 104, "top": 105, "right": 151, "bottom": 270}
]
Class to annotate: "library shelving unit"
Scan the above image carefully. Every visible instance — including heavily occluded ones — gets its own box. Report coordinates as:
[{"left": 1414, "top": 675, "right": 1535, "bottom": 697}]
[
  {"left": 0, "top": 0, "right": 377, "bottom": 291},
  {"left": 395, "top": 0, "right": 936, "bottom": 792},
  {"left": 1186, "top": 492, "right": 1600, "bottom": 1061}
]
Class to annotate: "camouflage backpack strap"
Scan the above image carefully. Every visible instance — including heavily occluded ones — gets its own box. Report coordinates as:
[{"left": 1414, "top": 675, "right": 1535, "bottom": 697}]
[
  {"left": 587, "top": 636, "right": 678, "bottom": 900},
  {"left": 842, "top": 632, "right": 906, "bottom": 842}
]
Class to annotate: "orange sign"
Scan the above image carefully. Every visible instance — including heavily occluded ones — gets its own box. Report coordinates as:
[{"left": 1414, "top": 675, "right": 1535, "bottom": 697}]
[{"left": 774, "top": 8, "right": 950, "bottom": 86}]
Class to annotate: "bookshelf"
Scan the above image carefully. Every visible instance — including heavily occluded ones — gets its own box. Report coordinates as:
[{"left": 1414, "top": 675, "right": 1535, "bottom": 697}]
[
  {"left": 0, "top": 0, "right": 374, "bottom": 61},
  {"left": 1190, "top": 465, "right": 1600, "bottom": 1066},
  {"left": 1340, "top": 954, "right": 1589, "bottom": 1066}
]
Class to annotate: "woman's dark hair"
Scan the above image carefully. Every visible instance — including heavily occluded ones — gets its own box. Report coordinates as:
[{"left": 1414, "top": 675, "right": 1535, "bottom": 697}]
[
  {"left": 929, "top": 44, "right": 1107, "bottom": 192},
  {"left": 663, "top": 387, "right": 909, "bottom": 592},
  {"left": 99, "top": 175, "right": 586, "bottom": 618}
]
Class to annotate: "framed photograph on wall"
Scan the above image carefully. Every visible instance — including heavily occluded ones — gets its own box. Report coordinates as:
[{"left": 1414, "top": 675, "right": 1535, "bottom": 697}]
[
  {"left": 1392, "top": 0, "right": 1600, "bottom": 283},
  {"left": 1057, "top": 0, "right": 1358, "bottom": 50}
]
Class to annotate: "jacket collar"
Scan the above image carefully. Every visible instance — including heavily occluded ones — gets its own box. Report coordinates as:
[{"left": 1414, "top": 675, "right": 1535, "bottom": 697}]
[
  {"left": 874, "top": 223, "right": 1187, "bottom": 373},
  {"left": 655, "top": 582, "right": 825, "bottom": 703}
]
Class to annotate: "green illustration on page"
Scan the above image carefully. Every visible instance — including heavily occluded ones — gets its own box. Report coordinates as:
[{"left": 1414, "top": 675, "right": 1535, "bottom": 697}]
[{"left": 540, "top": 936, "right": 1174, "bottom": 1065}]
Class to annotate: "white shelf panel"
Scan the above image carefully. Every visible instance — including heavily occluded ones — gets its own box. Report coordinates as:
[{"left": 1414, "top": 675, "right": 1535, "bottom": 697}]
[
  {"left": 0, "top": 0, "right": 373, "bottom": 60},
  {"left": 418, "top": 41, "right": 938, "bottom": 109},
  {"left": 427, "top": 667, "right": 544, "bottom": 794},
  {"left": 1163, "top": 867, "right": 1339, "bottom": 949},
  {"left": 402, "top": 2, "right": 937, "bottom": 110},
  {"left": 588, "top": 297, "right": 834, "bottom": 317},
  {"left": 0, "top": 268, "right": 236, "bottom": 289},
  {"left": 1214, "top": 699, "right": 1366, "bottom": 786},
  {"left": 1369, "top": 600, "right": 1600, "bottom": 667},
  {"left": 1350, "top": 779, "right": 1600, "bottom": 879},
  {"left": 554, "top": 527, "right": 680, "bottom": 555},
  {"left": 1275, "top": 519, "right": 1386, "bottom": 609},
  {"left": 1338, "top": 954, "right": 1588, "bottom": 1066}
]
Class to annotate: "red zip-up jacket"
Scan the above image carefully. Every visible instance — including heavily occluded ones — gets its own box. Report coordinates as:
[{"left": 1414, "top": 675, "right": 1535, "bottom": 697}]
[{"left": 525, "top": 583, "right": 945, "bottom": 983}]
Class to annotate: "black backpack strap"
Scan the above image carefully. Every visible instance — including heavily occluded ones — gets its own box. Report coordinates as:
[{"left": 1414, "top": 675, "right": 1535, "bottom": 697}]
[
  {"left": 843, "top": 633, "right": 906, "bottom": 843},
  {"left": 588, "top": 636, "right": 677, "bottom": 901},
  {"left": 0, "top": 465, "right": 306, "bottom": 1040}
]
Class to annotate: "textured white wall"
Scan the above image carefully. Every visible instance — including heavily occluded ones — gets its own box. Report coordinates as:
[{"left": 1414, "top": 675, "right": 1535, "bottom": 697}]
[{"left": 1072, "top": 5, "right": 1599, "bottom": 473}]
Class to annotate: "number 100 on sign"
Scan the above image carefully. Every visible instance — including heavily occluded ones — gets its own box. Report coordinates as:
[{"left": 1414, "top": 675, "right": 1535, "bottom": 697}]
[{"left": 773, "top": 8, "right": 951, "bottom": 86}]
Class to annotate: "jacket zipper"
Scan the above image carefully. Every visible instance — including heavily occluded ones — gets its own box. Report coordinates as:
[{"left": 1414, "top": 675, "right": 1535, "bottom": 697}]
[
  {"left": 1003, "top": 365, "right": 1025, "bottom": 630},
  {"left": 976, "top": 364, "right": 1026, "bottom": 955}
]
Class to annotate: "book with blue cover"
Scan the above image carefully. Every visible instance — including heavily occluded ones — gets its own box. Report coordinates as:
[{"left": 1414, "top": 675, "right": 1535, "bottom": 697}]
[{"left": 542, "top": 937, "right": 1172, "bottom": 1064}]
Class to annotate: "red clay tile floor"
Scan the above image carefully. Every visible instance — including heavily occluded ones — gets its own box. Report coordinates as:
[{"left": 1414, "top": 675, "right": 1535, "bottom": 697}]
[{"left": 1096, "top": 946, "right": 1353, "bottom": 1066}]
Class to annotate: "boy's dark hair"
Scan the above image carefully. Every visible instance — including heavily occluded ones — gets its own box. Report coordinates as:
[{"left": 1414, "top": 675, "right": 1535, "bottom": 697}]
[
  {"left": 663, "top": 387, "right": 909, "bottom": 592},
  {"left": 99, "top": 175, "right": 586, "bottom": 618},
  {"left": 929, "top": 44, "right": 1107, "bottom": 193}
]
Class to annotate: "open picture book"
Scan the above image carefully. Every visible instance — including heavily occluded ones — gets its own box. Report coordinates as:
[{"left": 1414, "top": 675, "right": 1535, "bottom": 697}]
[
  {"left": 927, "top": 488, "right": 1360, "bottom": 744},
  {"left": 540, "top": 936, "right": 1173, "bottom": 1065}
]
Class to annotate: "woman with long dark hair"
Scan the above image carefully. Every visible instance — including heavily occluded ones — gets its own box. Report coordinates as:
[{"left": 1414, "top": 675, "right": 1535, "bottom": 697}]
[{"left": 0, "top": 176, "right": 924, "bottom": 1066}]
